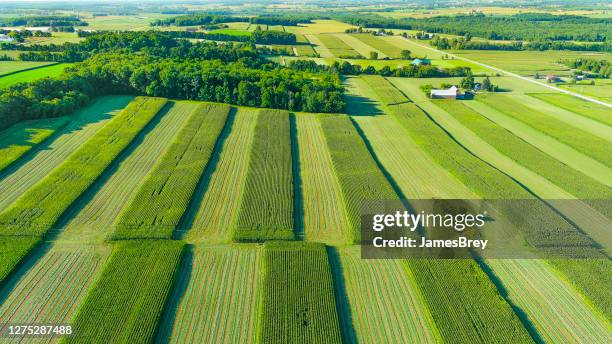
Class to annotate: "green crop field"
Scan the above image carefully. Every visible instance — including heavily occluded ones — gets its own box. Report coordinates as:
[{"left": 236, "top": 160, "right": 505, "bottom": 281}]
[
  {"left": 295, "top": 113, "right": 350, "bottom": 244},
  {"left": 0, "top": 97, "right": 166, "bottom": 238},
  {"left": 113, "top": 103, "right": 230, "bottom": 239},
  {"left": 315, "top": 34, "right": 360, "bottom": 58},
  {"left": 351, "top": 34, "right": 404, "bottom": 58},
  {"left": 333, "top": 33, "right": 387, "bottom": 59},
  {"left": 559, "top": 79, "right": 612, "bottom": 102},
  {"left": 259, "top": 242, "right": 342, "bottom": 343},
  {"left": 159, "top": 245, "right": 261, "bottom": 343},
  {"left": 0, "top": 61, "right": 55, "bottom": 76},
  {"left": 57, "top": 101, "right": 195, "bottom": 244},
  {"left": 0, "top": 96, "right": 132, "bottom": 211},
  {"left": 530, "top": 93, "right": 612, "bottom": 126},
  {"left": 0, "top": 237, "right": 40, "bottom": 284},
  {"left": 208, "top": 28, "right": 251, "bottom": 36},
  {"left": 478, "top": 94, "right": 612, "bottom": 167},
  {"left": 359, "top": 75, "right": 408, "bottom": 105},
  {"left": 65, "top": 241, "right": 184, "bottom": 344},
  {"left": 0, "top": 116, "right": 69, "bottom": 172},
  {"left": 235, "top": 109, "right": 294, "bottom": 241},
  {"left": 0, "top": 63, "right": 73, "bottom": 89},
  {"left": 186, "top": 108, "right": 258, "bottom": 243},
  {"left": 294, "top": 44, "right": 317, "bottom": 57},
  {"left": 334, "top": 246, "right": 440, "bottom": 343}
]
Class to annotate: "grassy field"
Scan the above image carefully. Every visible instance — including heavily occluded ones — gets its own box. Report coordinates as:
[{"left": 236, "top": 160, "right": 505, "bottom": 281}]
[
  {"left": 295, "top": 114, "right": 350, "bottom": 244},
  {"left": 113, "top": 103, "right": 230, "bottom": 240},
  {"left": 185, "top": 108, "right": 258, "bottom": 243},
  {"left": 304, "top": 34, "right": 334, "bottom": 58},
  {"left": 478, "top": 93, "right": 612, "bottom": 167},
  {"left": 294, "top": 44, "right": 317, "bottom": 57},
  {"left": 235, "top": 109, "right": 294, "bottom": 241},
  {"left": 159, "top": 245, "right": 261, "bottom": 343},
  {"left": 333, "top": 33, "right": 387, "bottom": 59},
  {"left": 285, "top": 20, "right": 353, "bottom": 34},
  {"left": 558, "top": 78, "right": 612, "bottom": 102},
  {"left": 487, "top": 259, "right": 612, "bottom": 343},
  {"left": 259, "top": 242, "right": 342, "bottom": 343},
  {"left": 0, "top": 96, "right": 132, "bottom": 212},
  {"left": 0, "top": 116, "right": 70, "bottom": 172},
  {"left": 208, "top": 28, "right": 251, "bottom": 36},
  {"left": 65, "top": 241, "right": 184, "bottom": 344},
  {"left": 25, "top": 32, "right": 83, "bottom": 45},
  {"left": 530, "top": 93, "right": 612, "bottom": 126},
  {"left": 84, "top": 13, "right": 173, "bottom": 31},
  {"left": 0, "top": 244, "right": 111, "bottom": 333},
  {"left": 333, "top": 246, "right": 440, "bottom": 343},
  {"left": 56, "top": 101, "right": 195, "bottom": 244},
  {"left": 350, "top": 34, "right": 403, "bottom": 58},
  {"left": 0, "top": 63, "right": 73, "bottom": 89},
  {"left": 0, "top": 61, "right": 55, "bottom": 76},
  {"left": 0, "top": 97, "right": 166, "bottom": 238},
  {"left": 315, "top": 34, "right": 360, "bottom": 58}
]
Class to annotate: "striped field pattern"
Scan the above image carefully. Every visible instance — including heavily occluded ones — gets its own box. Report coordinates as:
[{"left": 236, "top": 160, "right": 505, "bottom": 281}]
[
  {"left": 295, "top": 114, "right": 350, "bottom": 244},
  {"left": 334, "top": 246, "right": 440, "bottom": 343},
  {"left": 159, "top": 245, "right": 261, "bottom": 343},
  {"left": 185, "top": 108, "right": 258, "bottom": 243},
  {"left": 113, "top": 103, "right": 230, "bottom": 239},
  {"left": 0, "top": 244, "right": 110, "bottom": 343}
]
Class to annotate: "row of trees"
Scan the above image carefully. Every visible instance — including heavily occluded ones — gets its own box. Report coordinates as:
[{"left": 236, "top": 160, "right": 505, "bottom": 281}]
[
  {"left": 337, "top": 13, "right": 610, "bottom": 43},
  {"left": 430, "top": 35, "right": 612, "bottom": 52},
  {"left": 0, "top": 29, "right": 51, "bottom": 43},
  {"left": 288, "top": 60, "right": 471, "bottom": 78},
  {"left": 560, "top": 58, "right": 611, "bottom": 78},
  {"left": 151, "top": 13, "right": 313, "bottom": 27},
  {"left": 0, "top": 15, "right": 88, "bottom": 27}
]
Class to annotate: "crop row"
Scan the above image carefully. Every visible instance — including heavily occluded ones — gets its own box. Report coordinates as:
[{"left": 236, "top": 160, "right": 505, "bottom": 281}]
[
  {"left": 258, "top": 242, "right": 342, "bottom": 344},
  {"left": 63, "top": 240, "right": 184, "bottom": 344},
  {"left": 0, "top": 116, "right": 70, "bottom": 173},
  {"left": 530, "top": 93, "right": 612, "bottom": 127},
  {"left": 316, "top": 34, "right": 359, "bottom": 57},
  {"left": 360, "top": 75, "right": 408, "bottom": 105},
  {"left": 235, "top": 109, "right": 294, "bottom": 241},
  {"left": 0, "top": 96, "right": 166, "bottom": 238},
  {"left": 319, "top": 113, "right": 397, "bottom": 243},
  {"left": 0, "top": 237, "right": 40, "bottom": 285},
  {"left": 113, "top": 103, "right": 230, "bottom": 239},
  {"left": 351, "top": 34, "right": 403, "bottom": 58},
  {"left": 478, "top": 94, "right": 612, "bottom": 167}
]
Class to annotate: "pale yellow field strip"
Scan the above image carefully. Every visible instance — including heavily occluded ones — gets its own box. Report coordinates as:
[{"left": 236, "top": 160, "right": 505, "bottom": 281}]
[
  {"left": 515, "top": 94, "right": 612, "bottom": 141},
  {"left": 0, "top": 96, "right": 132, "bottom": 212},
  {"left": 55, "top": 101, "right": 196, "bottom": 244},
  {"left": 295, "top": 114, "right": 351, "bottom": 244},
  {"left": 186, "top": 108, "right": 258, "bottom": 243},
  {"left": 465, "top": 100, "right": 612, "bottom": 187},
  {"left": 304, "top": 34, "right": 334, "bottom": 58},
  {"left": 333, "top": 33, "right": 388, "bottom": 59},
  {"left": 488, "top": 259, "right": 612, "bottom": 343}
]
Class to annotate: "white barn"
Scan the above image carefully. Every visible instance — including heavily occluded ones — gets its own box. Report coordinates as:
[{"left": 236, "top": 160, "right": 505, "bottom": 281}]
[{"left": 430, "top": 86, "right": 462, "bottom": 99}]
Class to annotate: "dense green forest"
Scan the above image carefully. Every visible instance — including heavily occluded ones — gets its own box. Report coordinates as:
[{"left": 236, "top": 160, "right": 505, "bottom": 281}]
[
  {"left": 0, "top": 32, "right": 343, "bottom": 131},
  {"left": 0, "top": 15, "right": 88, "bottom": 27},
  {"left": 559, "top": 58, "right": 611, "bottom": 78},
  {"left": 338, "top": 13, "right": 611, "bottom": 42},
  {"left": 151, "top": 13, "right": 313, "bottom": 27}
]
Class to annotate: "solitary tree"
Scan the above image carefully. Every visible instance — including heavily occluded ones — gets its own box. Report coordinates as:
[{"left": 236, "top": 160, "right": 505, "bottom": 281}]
[
  {"left": 400, "top": 49, "right": 411, "bottom": 60},
  {"left": 460, "top": 75, "right": 475, "bottom": 90},
  {"left": 369, "top": 51, "right": 378, "bottom": 60},
  {"left": 482, "top": 76, "right": 491, "bottom": 91}
]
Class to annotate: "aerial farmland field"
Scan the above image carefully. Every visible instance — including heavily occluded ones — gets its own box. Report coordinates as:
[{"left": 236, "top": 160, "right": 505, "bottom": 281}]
[{"left": 0, "top": 1, "right": 610, "bottom": 343}]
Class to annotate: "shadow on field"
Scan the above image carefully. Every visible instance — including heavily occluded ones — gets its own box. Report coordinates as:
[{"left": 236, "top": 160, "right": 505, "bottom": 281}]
[
  {"left": 49, "top": 100, "right": 173, "bottom": 239},
  {"left": 344, "top": 93, "right": 383, "bottom": 117},
  {"left": 175, "top": 107, "right": 237, "bottom": 238},
  {"left": 327, "top": 247, "right": 357, "bottom": 344},
  {"left": 0, "top": 242, "right": 53, "bottom": 305},
  {"left": 289, "top": 113, "right": 304, "bottom": 240},
  {"left": 154, "top": 244, "right": 194, "bottom": 342}
]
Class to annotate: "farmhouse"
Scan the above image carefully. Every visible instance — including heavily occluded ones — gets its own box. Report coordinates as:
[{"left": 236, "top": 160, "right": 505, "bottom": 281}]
[
  {"left": 430, "top": 86, "right": 462, "bottom": 99},
  {"left": 412, "top": 58, "right": 431, "bottom": 66},
  {"left": 0, "top": 34, "right": 14, "bottom": 42},
  {"left": 546, "top": 74, "right": 560, "bottom": 83}
]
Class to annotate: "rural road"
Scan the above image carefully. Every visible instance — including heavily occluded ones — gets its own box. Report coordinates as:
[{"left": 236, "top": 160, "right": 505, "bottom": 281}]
[{"left": 404, "top": 38, "right": 612, "bottom": 109}]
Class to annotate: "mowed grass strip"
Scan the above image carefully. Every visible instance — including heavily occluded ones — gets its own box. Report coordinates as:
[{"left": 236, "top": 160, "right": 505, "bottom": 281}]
[
  {"left": 63, "top": 241, "right": 184, "bottom": 344},
  {"left": 57, "top": 101, "right": 197, "bottom": 244},
  {"left": 530, "top": 93, "right": 612, "bottom": 127},
  {"left": 0, "top": 244, "right": 110, "bottom": 329},
  {"left": 0, "top": 96, "right": 132, "bottom": 211},
  {"left": 186, "top": 108, "right": 258, "bottom": 243},
  {"left": 319, "top": 114, "right": 397, "bottom": 243},
  {"left": 407, "top": 260, "right": 534, "bottom": 343},
  {"left": 113, "top": 103, "right": 230, "bottom": 239},
  {"left": 235, "top": 109, "right": 294, "bottom": 241},
  {"left": 478, "top": 94, "right": 612, "bottom": 167},
  {"left": 0, "top": 96, "right": 166, "bottom": 237},
  {"left": 295, "top": 114, "right": 351, "bottom": 244},
  {"left": 0, "top": 237, "right": 40, "bottom": 285},
  {"left": 434, "top": 99, "right": 612, "bottom": 209},
  {"left": 159, "top": 245, "right": 261, "bottom": 343},
  {"left": 334, "top": 246, "right": 440, "bottom": 343},
  {"left": 0, "top": 116, "right": 70, "bottom": 172},
  {"left": 259, "top": 242, "right": 342, "bottom": 344},
  {"left": 294, "top": 44, "right": 317, "bottom": 57},
  {"left": 350, "top": 34, "right": 403, "bottom": 58},
  {"left": 488, "top": 259, "right": 612, "bottom": 343}
]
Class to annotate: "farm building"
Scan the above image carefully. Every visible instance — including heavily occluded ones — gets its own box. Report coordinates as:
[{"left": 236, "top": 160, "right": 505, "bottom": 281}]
[
  {"left": 412, "top": 58, "right": 431, "bottom": 66},
  {"left": 0, "top": 34, "right": 14, "bottom": 42},
  {"left": 431, "top": 86, "right": 462, "bottom": 99},
  {"left": 546, "top": 74, "right": 560, "bottom": 83}
]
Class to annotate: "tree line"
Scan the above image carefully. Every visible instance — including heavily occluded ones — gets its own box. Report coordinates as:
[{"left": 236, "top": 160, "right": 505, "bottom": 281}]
[
  {"left": 337, "top": 13, "right": 610, "bottom": 43},
  {"left": 151, "top": 13, "right": 313, "bottom": 27},
  {"left": 559, "top": 58, "right": 611, "bottom": 78},
  {"left": 430, "top": 35, "right": 612, "bottom": 52},
  {"left": 0, "top": 15, "right": 88, "bottom": 27}
]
